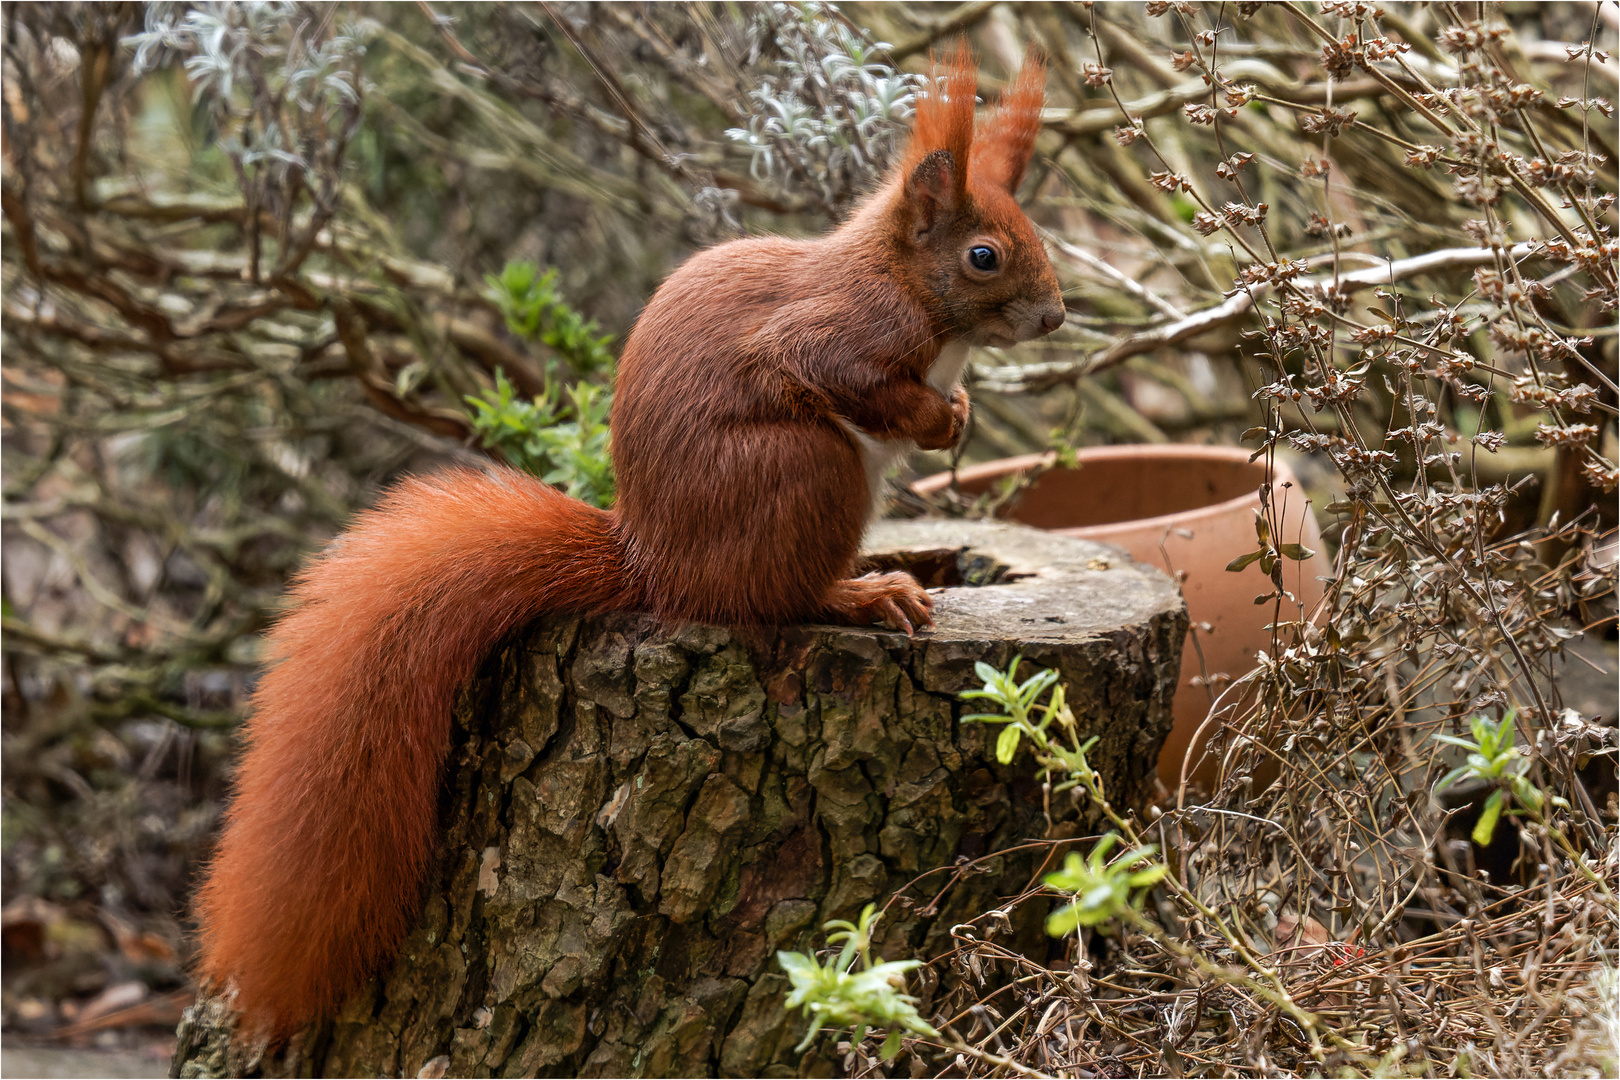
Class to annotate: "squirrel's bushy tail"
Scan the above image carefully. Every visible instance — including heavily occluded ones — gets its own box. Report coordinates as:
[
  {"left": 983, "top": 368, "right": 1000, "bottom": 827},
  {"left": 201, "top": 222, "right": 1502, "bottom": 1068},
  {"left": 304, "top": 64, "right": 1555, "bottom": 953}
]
[{"left": 194, "top": 467, "right": 629, "bottom": 1037}]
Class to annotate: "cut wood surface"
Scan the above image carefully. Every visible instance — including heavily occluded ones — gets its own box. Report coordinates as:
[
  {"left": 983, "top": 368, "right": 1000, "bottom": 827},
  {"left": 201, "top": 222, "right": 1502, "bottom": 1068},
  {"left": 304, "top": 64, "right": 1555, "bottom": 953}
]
[{"left": 172, "top": 519, "right": 1185, "bottom": 1079}]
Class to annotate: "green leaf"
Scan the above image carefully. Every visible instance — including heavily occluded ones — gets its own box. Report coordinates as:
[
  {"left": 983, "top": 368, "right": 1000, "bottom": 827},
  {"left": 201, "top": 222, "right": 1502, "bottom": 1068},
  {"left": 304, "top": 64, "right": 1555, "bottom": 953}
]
[
  {"left": 1044, "top": 851, "right": 1086, "bottom": 889},
  {"left": 793, "top": 1016, "right": 826, "bottom": 1054},
  {"left": 880, "top": 1030, "right": 903, "bottom": 1060},
  {"left": 1112, "top": 845, "right": 1161, "bottom": 867},
  {"left": 1045, "top": 903, "right": 1081, "bottom": 937},
  {"left": 1434, "top": 765, "right": 1472, "bottom": 793},
  {"left": 1128, "top": 864, "right": 1169, "bottom": 888},
  {"left": 1226, "top": 549, "right": 1266, "bottom": 572},
  {"left": 1472, "top": 788, "right": 1505, "bottom": 846},
  {"left": 1019, "top": 669, "right": 1060, "bottom": 698},
  {"left": 996, "top": 723, "right": 1022, "bottom": 765},
  {"left": 1080, "top": 883, "right": 1117, "bottom": 910},
  {"left": 1510, "top": 774, "right": 1544, "bottom": 812},
  {"left": 776, "top": 950, "right": 816, "bottom": 980}
]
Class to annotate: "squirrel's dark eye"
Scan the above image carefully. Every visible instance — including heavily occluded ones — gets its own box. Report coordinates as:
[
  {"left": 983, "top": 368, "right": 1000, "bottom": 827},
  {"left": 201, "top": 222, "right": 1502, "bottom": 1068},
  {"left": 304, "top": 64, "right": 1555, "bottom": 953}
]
[{"left": 968, "top": 245, "right": 999, "bottom": 272}]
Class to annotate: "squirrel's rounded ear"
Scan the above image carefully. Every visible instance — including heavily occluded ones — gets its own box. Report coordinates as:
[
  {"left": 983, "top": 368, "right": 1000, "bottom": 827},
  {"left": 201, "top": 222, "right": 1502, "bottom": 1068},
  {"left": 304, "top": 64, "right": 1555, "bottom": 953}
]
[{"left": 906, "top": 148, "right": 958, "bottom": 239}]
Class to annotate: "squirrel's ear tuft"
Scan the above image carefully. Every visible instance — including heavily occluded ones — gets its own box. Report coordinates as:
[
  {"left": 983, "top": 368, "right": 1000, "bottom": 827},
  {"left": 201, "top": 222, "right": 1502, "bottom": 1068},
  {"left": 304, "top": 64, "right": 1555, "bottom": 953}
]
[
  {"left": 972, "top": 45, "right": 1046, "bottom": 194},
  {"left": 901, "top": 42, "right": 975, "bottom": 207}
]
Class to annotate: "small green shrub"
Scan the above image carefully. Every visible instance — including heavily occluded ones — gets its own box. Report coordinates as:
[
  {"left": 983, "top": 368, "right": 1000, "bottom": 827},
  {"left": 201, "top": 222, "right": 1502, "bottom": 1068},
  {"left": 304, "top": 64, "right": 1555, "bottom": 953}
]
[
  {"left": 468, "top": 261, "right": 617, "bottom": 506},
  {"left": 483, "top": 261, "right": 616, "bottom": 376},
  {"left": 465, "top": 370, "right": 615, "bottom": 508}
]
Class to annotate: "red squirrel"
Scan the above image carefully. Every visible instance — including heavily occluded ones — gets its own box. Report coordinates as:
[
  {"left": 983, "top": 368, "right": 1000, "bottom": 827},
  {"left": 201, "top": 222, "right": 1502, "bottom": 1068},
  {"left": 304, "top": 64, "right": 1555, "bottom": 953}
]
[{"left": 195, "top": 46, "right": 1064, "bottom": 1038}]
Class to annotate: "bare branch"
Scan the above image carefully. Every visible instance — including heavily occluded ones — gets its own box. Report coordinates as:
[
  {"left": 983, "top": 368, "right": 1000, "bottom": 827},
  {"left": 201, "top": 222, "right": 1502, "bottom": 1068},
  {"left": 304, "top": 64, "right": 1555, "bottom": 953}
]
[
  {"left": 887, "top": 1, "right": 1002, "bottom": 63},
  {"left": 981, "top": 245, "right": 1540, "bottom": 390}
]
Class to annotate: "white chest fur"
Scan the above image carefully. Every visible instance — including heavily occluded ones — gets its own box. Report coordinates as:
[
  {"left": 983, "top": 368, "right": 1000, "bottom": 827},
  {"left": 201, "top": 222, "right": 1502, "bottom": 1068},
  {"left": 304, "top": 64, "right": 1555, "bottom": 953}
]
[
  {"left": 841, "top": 340, "right": 970, "bottom": 520},
  {"left": 927, "top": 340, "right": 971, "bottom": 393}
]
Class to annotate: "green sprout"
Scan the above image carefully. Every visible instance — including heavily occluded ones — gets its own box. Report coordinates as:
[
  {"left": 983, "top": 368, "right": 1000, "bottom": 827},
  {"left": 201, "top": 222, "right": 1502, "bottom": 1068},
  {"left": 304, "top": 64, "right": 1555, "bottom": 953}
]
[
  {"left": 960, "top": 655, "right": 1098, "bottom": 791},
  {"left": 960, "top": 658, "right": 1168, "bottom": 940},
  {"left": 953, "top": 659, "right": 1335, "bottom": 1040},
  {"left": 961, "top": 656, "right": 1057, "bottom": 765},
  {"left": 1043, "top": 833, "right": 1170, "bottom": 936},
  {"left": 777, "top": 904, "right": 939, "bottom": 1061},
  {"left": 1433, "top": 711, "right": 1562, "bottom": 847}
]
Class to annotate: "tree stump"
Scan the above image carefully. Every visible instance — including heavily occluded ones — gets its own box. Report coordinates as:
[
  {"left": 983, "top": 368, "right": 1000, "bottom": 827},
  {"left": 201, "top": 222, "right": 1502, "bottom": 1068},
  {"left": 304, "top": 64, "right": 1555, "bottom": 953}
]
[{"left": 172, "top": 519, "right": 1186, "bottom": 1079}]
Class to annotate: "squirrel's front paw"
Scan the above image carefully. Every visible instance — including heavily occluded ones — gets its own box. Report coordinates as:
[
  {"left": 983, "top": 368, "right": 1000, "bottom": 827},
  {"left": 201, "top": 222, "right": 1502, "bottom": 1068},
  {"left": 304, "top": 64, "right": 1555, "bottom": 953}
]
[
  {"left": 946, "top": 385, "right": 971, "bottom": 446},
  {"left": 822, "top": 571, "right": 935, "bottom": 635}
]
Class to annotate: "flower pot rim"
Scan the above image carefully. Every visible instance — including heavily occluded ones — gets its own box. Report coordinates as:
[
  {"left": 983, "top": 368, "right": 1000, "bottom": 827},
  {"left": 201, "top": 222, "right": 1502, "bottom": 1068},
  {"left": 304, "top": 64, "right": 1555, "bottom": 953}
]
[{"left": 912, "top": 445, "right": 1304, "bottom": 541}]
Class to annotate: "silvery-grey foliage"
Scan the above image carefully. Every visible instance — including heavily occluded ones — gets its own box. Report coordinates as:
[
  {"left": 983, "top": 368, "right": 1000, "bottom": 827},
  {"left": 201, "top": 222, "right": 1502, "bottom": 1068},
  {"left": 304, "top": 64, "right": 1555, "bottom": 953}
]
[
  {"left": 690, "top": 184, "right": 743, "bottom": 233},
  {"left": 124, "top": 2, "right": 366, "bottom": 251},
  {"left": 727, "top": 2, "right": 926, "bottom": 213}
]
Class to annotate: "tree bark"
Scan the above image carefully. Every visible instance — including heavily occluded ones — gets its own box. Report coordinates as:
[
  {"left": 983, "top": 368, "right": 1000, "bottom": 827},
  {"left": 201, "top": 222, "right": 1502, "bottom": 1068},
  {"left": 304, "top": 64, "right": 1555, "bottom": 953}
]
[{"left": 172, "top": 519, "right": 1186, "bottom": 1078}]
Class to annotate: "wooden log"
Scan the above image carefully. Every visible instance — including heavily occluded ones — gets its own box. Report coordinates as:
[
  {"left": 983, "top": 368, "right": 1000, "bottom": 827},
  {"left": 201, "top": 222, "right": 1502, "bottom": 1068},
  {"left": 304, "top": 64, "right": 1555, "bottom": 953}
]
[{"left": 172, "top": 519, "right": 1186, "bottom": 1078}]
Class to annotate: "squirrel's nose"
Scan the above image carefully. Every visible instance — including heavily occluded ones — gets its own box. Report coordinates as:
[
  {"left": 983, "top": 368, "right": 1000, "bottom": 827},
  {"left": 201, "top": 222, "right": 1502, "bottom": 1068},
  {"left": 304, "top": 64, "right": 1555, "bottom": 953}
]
[{"left": 1040, "top": 310, "right": 1065, "bottom": 334}]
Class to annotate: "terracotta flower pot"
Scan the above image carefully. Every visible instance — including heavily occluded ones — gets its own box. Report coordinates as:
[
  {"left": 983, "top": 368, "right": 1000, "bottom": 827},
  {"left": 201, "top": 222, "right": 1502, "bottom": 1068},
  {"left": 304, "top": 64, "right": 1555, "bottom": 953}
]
[{"left": 913, "top": 445, "right": 1325, "bottom": 794}]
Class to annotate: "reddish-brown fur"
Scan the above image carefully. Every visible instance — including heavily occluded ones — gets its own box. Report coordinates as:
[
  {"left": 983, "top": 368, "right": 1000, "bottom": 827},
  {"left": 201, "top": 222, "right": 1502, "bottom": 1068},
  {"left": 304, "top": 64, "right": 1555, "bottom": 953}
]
[{"left": 196, "top": 46, "right": 1064, "bottom": 1038}]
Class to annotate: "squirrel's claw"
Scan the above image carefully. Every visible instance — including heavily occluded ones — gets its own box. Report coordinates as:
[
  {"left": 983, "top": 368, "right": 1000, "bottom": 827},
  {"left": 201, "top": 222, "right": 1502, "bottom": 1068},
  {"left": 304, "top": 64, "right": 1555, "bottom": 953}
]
[{"left": 822, "top": 570, "right": 935, "bottom": 635}]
